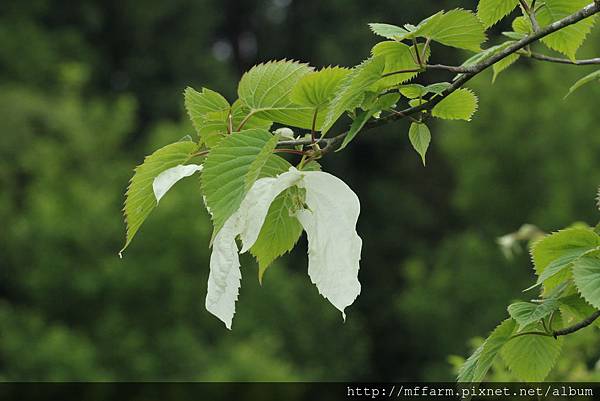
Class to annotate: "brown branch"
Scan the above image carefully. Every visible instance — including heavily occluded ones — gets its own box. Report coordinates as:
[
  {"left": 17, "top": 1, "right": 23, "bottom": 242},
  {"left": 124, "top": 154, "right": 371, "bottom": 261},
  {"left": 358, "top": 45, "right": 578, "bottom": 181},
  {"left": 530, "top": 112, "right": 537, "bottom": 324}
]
[
  {"left": 553, "top": 310, "right": 600, "bottom": 337},
  {"left": 520, "top": 51, "right": 600, "bottom": 65},
  {"left": 277, "top": 2, "right": 600, "bottom": 153}
]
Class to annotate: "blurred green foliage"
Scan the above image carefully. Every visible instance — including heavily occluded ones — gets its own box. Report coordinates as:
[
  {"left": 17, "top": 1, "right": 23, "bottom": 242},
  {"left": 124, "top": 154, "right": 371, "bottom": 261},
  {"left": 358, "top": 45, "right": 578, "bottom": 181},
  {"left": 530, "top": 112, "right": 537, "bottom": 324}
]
[{"left": 0, "top": 0, "right": 599, "bottom": 381}]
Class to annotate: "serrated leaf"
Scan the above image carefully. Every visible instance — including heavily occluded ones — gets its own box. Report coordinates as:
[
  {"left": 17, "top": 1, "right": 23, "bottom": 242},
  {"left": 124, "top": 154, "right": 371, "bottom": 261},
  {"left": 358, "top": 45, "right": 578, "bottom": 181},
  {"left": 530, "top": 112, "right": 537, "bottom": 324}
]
[
  {"left": 531, "top": 228, "right": 600, "bottom": 293},
  {"left": 572, "top": 249, "right": 600, "bottom": 309},
  {"left": 537, "top": 0, "right": 597, "bottom": 61},
  {"left": 399, "top": 84, "right": 425, "bottom": 99},
  {"left": 508, "top": 300, "right": 560, "bottom": 330},
  {"left": 501, "top": 322, "right": 563, "bottom": 381},
  {"left": 184, "top": 87, "right": 230, "bottom": 147},
  {"left": 289, "top": 66, "right": 350, "bottom": 109},
  {"left": 408, "top": 122, "right": 431, "bottom": 166},
  {"left": 432, "top": 89, "right": 479, "bottom": 121},
  {"left": 238, "top": 60, "right": 319, "bottom": 129},
  {"left": 368, "top": 23, "right": 411, "bottom": 41},
  {"left": 121, "top": 140, "right": 199, "bottom": 254},
  {"left": 201, "top": 129, "right": 280, "bottom": 237},
  {"left": 371, "top": 41, "right": 430, "bottom": 90},
  {"left": 492, "top": 53, "right": 520, "bottom": 82},
  {"left": 426, "top": 82, "right": 452, "bottom": 95},
  {"left": 512, "top": 16, "right": 532, "bottom": 34},
  {"left": 474, "top": 319, "right": 516, "bottom": 382},
  {"left": 251, "top": 187, "right": 304, "bottom": 281},
  {"left": 321, "top": 57, "right": 385, "bottom": 135},
  {"left": 457, "top": 344, "right": 484, "bottom": 383},
  {"left": 477, "top": 0, "right": 520, "bottom": 27},
  {"left": 565, "top": 69, "right": 600, "bottom": 98},
  {"left": 423, "top": 9, "right": 486, "bottom": 51}
]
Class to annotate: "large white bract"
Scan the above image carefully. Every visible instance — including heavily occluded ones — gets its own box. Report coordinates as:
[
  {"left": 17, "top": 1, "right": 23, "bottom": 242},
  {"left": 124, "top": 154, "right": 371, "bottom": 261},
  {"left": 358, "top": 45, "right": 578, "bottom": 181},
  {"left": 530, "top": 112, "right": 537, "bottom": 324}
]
[{"left": 206, "top": 167, "right": 362, "bottom": 329}]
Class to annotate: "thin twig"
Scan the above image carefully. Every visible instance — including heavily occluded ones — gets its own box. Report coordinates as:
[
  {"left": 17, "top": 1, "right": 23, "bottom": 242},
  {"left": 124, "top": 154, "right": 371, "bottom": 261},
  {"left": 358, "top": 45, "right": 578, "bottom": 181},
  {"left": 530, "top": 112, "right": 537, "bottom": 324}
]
[
  {"left": 520, "top": 51, "right": 600, "bottom": 65},
  {"left": 276, "top": 2, "right": 600, "bottom": 153},
  {"left": 553, "top": 310, "right": 600, "bottom": 337}
]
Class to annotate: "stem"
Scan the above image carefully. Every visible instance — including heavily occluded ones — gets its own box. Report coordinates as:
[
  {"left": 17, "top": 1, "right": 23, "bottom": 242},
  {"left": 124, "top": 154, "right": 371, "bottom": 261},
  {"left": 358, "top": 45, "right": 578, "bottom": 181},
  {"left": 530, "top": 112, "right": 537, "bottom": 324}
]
[
  {"left": 553, "top": 310, "right": 600, "bottom": 337},
  {"left": 412, "top": 38, "right": 423, "bottom": 67},
  {"left": 519, "top": 0, "right": 541, "bottom": 32},
  {"left": 191, "top": 150, "right": 209, "bottom": 158},
  {"left": 277, "top": 2, "right": 600, "bottom": 154},
  {"left": 420, "top": 37, "right": 431, "bottom": 63},
  {"left": 274, "top": 148, "right": 305, "bottom": 156},
  {"left": 311, "top": 108, "right": 319, "bottom": 144},
  {"left": 519, "top": 51, "right": 600, "bottom": 65}
]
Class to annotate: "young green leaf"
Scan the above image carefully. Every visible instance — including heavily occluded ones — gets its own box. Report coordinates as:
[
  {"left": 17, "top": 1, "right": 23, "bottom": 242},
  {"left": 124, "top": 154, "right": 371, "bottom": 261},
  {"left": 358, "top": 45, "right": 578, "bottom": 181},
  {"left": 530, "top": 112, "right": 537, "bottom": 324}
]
[
  {"left": 238, "top": 60, "right": 318, "bottom": 129},
  {"left": 457, "top": 343, "right": 484, "bottom": 383},
  {"left": 531, "top": 228, "right": 600, "bottom": 293},
  {"left": 501, "top": 322, "right": 563, "bottom": 381},
  {"left": 507, "top": 300, "right": 560, "bottom": 330},
  {"left": 289, "top": 66, "right": 350, "bottom": 109},
  {"left": 477, "top": 0, "right": 520, "bottom": 28},
  {"left": 537, "top": 0, "right": 597, "bottom": 61},
  {"left": 321, "top": 57, "right": 385, "bottom": 135},
  {"left": 432, "top": 89, "right": 479, "bottom": 121},
  {"left": 368, "top": 23, "right": 411, "bottom": 41},
  {"left": 572, "top": 249, "right": 600, "bottom": 309},
  {"left": 251, "top": 187, "right": 304, "bottom": 281},
  {"left": 408, "top": 122, "right": 431, "bottom": 166},
  {"left": 371, "top": 41, "right": 430, "bottom": 90},
  {"left": 399, "top": 84, "right": 426, "bottom": 99},
  {"left": 512, "top": 16, "right": 532, "bottom": 34},
  {"left": 422, "top": 9, "right": 487, "bottom": 52},
  {"left": 121, "top": 140, "right": 199, "bottom": 254},
  {"left": 565, "top": 69, "right": 600, "bottom": 98},
  {"left": 201, "top": 129, "right": 280, "bottom": 237},
  {"left": 473, "top": 319, "right": 517, "bottom": 382},
  {"left": 184, "top": 87, "right": 230, "bottom": 147},
  {"left": 559, "top": 294, "right": 600, "bottom": 328}
]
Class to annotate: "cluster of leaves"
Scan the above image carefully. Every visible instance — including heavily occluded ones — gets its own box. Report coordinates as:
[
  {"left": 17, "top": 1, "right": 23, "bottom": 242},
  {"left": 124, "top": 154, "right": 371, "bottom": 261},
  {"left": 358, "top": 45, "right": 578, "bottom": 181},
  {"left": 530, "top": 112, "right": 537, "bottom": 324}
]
[
  {"left": 458, "top": 222, "right": 600, "bottom": 383},
  {"left": 120, "top": 0, "right": 599, "bottom": 375}
]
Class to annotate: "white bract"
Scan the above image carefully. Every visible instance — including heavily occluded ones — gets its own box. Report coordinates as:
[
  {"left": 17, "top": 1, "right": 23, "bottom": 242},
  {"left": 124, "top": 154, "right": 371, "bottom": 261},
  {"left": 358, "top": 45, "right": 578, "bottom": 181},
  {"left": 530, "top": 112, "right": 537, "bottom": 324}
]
[
  {"left": 152, "top": 164, "right": 203, "bottom": 203},
  {"left": 206, "top": 167, "right": 362, "bottom": 329}
]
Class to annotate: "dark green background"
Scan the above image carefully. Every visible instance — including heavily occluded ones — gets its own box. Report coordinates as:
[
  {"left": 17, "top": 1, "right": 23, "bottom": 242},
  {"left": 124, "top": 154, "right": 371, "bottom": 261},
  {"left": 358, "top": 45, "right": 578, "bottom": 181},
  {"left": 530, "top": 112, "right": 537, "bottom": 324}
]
[{"left": 1, "top": 0, "right": 600, "bottom": 381}]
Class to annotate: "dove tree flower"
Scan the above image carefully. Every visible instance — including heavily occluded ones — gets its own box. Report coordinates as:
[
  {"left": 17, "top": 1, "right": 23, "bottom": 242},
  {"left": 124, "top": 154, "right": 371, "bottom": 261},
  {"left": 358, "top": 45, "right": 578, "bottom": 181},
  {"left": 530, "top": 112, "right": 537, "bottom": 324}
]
[{"left": 120, "top": 0, "right": 600, "bottom": 383}]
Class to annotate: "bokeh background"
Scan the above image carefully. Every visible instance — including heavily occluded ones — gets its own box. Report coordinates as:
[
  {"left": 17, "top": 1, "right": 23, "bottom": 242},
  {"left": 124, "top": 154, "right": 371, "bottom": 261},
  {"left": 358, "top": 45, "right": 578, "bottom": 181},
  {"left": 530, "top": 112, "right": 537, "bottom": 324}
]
[{"left": 1, "top": 0, "right": 600, "bottom": 381}]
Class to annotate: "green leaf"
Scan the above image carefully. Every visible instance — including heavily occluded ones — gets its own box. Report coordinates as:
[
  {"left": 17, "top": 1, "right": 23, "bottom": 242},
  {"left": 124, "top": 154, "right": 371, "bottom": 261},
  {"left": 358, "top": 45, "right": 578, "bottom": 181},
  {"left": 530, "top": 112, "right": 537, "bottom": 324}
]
[
  {"left": 508, "top": 300, "right": 560, "bottom": 330},
  {"left": 184, "top": 87, "right": 230, "bottom": 147},
  {"left": 238, "top": 60, "right": 318, "bottom": 129},
  {"left": 321, "top": 57, "right": 385, "bottom": 135},
  {"left": 121, "top": 140, "right": 199, "bottom": 254},
  {"left": 432, "top": 89, "right": 479, "bottom": 121},
  {"left": 474, "top": 319, "right": 517, "bottom": 382},
  {"left": 565, "top": 69, "right": 600, "bottom": 98},
  {"left": 230, "top": 99, "right": 273, "bottom": 133},
  {"left": 492, "top": 53, "right": 520, "bottom": 82},
  {"left": 477, "top": 0, "right": 520, "bottom": 28},
  {"left": 501, "top": 322, "right": 563, "bottom": 381},
  {"left": 408, "top": 122, "right": 431, "bottom": 165},
  {"left": 338, "top": 93, "right": 400, "bottom": 152},
  {"left": 531, "top": 228, "right": 600, "bottom": 293},
  {"left": 426, "top": 82, "right": 452, "bottom": 95},
  {"left": 289, "top": 66, "right": 350, "bottom": 109},
  {"left": 459, "top": 41, "right": 515, "bottom": 75},
  {"left": 201, "top": 129, "right": 280, "bottom": 237},
  {"left": 503, "top": 31, "right": 527, "bottom": 40},
  {"left": 251, "top": 186, "right": 304, "bottom": 281},
  {"left": 572, "top": 249, "right": 600, "bottom": 308},
  {"left": 368, "top": 23, "right": 411, "bottom": 41},
  {"left": 371, "top": 41, "right": 430, "bottom": 90},
  {"left": 457, "top": 319, "right": 517, "bottom": 383},
  {"left": 423, "top": 9, "right": 487, "bottom": 51},
  {"left": 399, "top": 84, "right": 425, "bottom": 99},
  {"left": 457, "top": 343, "right": 484, "bottom": 383},
  {"left": 537, "top": 0, "right": 597, "bottom": 60},
  {"left": 512, "top": 16, "right": 532, "bottom": 34}
]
